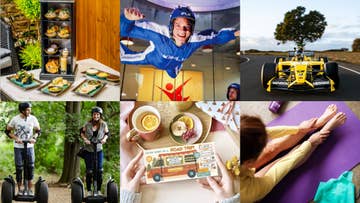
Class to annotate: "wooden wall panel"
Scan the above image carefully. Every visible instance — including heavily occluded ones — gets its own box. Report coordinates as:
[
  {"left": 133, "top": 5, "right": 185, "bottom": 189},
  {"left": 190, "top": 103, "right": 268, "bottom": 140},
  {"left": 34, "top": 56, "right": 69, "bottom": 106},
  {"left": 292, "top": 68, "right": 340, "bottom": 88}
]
[{"left": 75, "top": 0, "right": 120, "bottom": 71}]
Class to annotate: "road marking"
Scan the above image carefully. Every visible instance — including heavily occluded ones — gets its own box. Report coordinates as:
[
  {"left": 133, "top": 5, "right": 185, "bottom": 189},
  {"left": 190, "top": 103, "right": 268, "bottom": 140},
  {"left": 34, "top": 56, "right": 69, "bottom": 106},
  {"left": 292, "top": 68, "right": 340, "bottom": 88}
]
[{"left": 339, "top": 65, "right": 360, "bottom": 75}]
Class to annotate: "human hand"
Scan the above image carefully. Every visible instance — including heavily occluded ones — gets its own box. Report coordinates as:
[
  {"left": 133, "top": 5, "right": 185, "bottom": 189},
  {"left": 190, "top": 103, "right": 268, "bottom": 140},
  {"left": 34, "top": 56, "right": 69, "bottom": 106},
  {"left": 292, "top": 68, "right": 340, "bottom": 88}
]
[
  {"left": 84, "top": 138, "right": 91, "bottom": 145},
  {"left": 234, "top": 30, "right": 240, "bottom": 37},
  {"left": 101, "top": 138, "right": 107, "bottom": 144},
  {"left": 124, "top": 7, "right": 145, "bottom": 21},
  {"left": 197, "top": 154, "right": 235, "bottom": 201},
  {"left": 299, "top": 118, "right": 318, "bottom": 134},
  {"left": 15, "top": 138, "right": 23, "bottom": 144},
  {"left": 30, "top": 138, "right": 36, "bottom": 144},
  {"left": 121, "top": 150, "right": 146, "bottom": 193}
]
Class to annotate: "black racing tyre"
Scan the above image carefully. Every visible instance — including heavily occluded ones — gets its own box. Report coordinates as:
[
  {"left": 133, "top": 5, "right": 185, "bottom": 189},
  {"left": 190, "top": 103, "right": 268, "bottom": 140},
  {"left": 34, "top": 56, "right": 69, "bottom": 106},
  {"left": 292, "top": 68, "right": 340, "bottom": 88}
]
[
  {"left": 153, "top": 174, "right": 161, "bottom": 182},
  {"left": 107, "top": 181, "right": 118, "bottom": 203},
  {"left": 319, "top": 56, "right": 328, "bottom": 63},
  {"left": 187, "top": 170, "right": 196, "bottom": 178},
  {"left": 1, "top": 181, "right": 13, "bottom": 203},
  {"left": 37, "top": 181, "right": 48, "bottom": 203},
  {"left": 261, "top": 63, "right": 277, "bottom": 89},
  {"left": 71, "top": 183, "right": 83, "bottom": 203},
  {"left": 325, "top": 62, "right": 339, "bottom": 89},
  {"left": 274, "top": 57, "right": 286, "bottom": 64}
]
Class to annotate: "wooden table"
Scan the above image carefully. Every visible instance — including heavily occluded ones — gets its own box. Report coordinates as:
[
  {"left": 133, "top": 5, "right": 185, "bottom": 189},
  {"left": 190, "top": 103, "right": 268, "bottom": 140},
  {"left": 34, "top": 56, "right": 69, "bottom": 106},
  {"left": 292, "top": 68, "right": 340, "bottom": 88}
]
[{"left": 0, "top": 58, "right": 119, "bottom": 101}]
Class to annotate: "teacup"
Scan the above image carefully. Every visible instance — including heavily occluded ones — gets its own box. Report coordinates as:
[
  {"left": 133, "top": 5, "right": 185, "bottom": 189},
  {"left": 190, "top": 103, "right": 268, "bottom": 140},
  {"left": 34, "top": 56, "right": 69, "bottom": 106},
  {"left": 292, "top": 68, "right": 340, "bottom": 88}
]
[{"left": 126, "top": 105, "right": 161, "bottom": 142}]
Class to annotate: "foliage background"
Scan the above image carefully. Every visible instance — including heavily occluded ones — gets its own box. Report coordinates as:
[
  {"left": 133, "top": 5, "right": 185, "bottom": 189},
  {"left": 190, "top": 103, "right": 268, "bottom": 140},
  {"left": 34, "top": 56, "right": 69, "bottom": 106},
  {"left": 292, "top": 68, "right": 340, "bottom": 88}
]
[{"left": 0, "top": 102, "right": 120, "bottom": 186}]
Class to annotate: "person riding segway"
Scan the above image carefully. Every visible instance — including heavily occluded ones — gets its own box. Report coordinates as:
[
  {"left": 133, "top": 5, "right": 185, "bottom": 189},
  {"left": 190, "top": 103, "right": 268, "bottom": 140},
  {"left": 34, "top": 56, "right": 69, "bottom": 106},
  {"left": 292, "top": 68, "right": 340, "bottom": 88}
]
[
  {"left": 71, "top": 107, "right": 118, "bottom": 203},
  {"left": 2, "top": 102, "right": 48, "bottom": 203}
]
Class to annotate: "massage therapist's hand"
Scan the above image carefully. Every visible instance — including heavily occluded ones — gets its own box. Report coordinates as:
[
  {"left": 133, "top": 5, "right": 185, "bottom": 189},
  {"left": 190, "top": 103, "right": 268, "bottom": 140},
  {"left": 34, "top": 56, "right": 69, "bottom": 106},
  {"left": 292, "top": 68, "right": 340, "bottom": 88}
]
[
  {"left": 198, "top": 153, "right": 235, "bottom": 201},
  {"left": 121, "top": 151, "right": 146, "bottom": 193}
]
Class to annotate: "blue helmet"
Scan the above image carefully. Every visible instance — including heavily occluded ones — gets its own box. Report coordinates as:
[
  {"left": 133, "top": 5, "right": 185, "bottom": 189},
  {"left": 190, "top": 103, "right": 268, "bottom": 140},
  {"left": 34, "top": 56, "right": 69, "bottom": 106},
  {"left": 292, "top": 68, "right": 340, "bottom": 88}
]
[
  {"left": 227, "top": 83, "right": 240, "bottom": 100},
  {"left": 169, "top": 6, "right": 195, "bottom": 35}
]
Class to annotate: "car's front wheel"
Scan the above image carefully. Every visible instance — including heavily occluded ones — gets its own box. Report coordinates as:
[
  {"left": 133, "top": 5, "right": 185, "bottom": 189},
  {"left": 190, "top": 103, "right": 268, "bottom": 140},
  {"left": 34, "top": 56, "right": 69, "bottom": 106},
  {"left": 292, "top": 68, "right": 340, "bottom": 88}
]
[
  {"left": 261, "top": 63, "right": 277, "bottom": 89},
  {"left": 325, "top": 62, "right": 339, "bottom": 89}
]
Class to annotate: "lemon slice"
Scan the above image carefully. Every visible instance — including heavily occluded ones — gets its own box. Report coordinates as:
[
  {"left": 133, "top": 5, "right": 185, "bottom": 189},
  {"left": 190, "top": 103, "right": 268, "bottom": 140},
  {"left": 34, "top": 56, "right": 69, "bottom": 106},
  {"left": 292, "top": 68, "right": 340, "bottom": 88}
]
[
  {"left": 178, "top": 115, "right": 194, "bottom": 129},
  {"left": 141, "top": 114, "right": 159, "bottom": 131}
]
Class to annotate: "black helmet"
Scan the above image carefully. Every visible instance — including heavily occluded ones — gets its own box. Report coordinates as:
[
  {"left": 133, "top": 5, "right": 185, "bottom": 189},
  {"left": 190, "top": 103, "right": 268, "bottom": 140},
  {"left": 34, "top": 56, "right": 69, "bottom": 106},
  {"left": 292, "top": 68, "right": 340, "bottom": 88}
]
[
  {"left": 18, "top": 102, "right": 31, "bottom": 113},
  {"left": 227, "top": 83, "right": 240, "bottom": 100},
  {"left": 91, "top": 106, "right": 103, "bottom": 115}
]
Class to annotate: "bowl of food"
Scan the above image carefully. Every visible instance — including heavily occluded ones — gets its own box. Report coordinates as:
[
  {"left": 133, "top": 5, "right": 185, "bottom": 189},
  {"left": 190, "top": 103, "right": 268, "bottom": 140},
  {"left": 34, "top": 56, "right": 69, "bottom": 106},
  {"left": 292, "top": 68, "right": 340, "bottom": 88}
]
[
  {"left": 58, "top": 25, "right": 70, "bottom": 38},
  {"left": 58, "top": 8, "right": 70, "bottom": 20},
  {"left": 96, "top": 72, "right": 109, "bottom": 80},
  {"left": 169, "top": 112, "right": 203, "bottom": 145},
  {"left": 44, "top": 8, "right": 57, "bottom": 20},
  {"left": 106, "top": 74, "right": 120, "bottom": 82},
  {"left": 86, "top": 68, "right": 99, "bottom": 76},
  {"left": 47, "top": 85, "right": 63, "bottom": 93},
  {"left": 44, "top": 47, "right": 58, "bottom": 55},
  {"left": 45, "top": 24, "right": 59, "bottom": 38}
]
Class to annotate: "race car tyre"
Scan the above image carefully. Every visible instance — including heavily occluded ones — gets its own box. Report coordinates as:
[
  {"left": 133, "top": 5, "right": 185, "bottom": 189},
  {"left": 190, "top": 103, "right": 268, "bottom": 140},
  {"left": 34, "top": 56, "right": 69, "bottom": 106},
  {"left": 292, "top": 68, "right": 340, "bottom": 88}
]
[
  {"left": 36, "top": 181, "right": 49, "bottom": 203},
  {"left": 261, "top": 63, "right": 276, "bottom": 89},
  {"left": 319, "top": 57, "right": 328, "bottom": 63},
  {"left": 325, "top": 62, "right": 339, "bottom": 89},
  {"left": 71, "top": 182, "right": 83, "bottom": 203},
  {"left": 1, "top": 180, "right": 13, "bottom": 203},
  {"left": 107, "top": 181, "right": 118, "bottom": 203},
  {"left": 274, "top": 57, "right": 286, "bottom": 64}
]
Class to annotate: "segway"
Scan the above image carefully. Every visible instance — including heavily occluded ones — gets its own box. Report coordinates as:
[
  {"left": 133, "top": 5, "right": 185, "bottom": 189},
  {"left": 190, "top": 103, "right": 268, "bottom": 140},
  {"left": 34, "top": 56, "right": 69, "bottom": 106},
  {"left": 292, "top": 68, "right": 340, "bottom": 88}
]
[
  {"left": 71, "top": 139, "right": 118, "bottom": 203},
  {"left": 1, "top": 140, "right": 49, "bottom": 203}
]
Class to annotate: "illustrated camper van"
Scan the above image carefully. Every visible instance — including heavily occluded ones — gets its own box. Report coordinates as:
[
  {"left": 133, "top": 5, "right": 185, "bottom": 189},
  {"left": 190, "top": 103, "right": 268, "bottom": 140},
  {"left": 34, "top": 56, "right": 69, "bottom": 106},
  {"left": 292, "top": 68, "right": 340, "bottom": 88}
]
[{"left": 146, "top": 150, "right": 209, "bottom": 182}]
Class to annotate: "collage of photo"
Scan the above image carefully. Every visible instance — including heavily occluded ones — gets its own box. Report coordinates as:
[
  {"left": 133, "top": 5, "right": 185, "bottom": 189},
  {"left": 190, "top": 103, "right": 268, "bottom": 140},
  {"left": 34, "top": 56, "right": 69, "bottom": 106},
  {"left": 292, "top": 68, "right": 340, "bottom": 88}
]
[{"left": 0, "top": 0, "right": 359, "bottom": 203}]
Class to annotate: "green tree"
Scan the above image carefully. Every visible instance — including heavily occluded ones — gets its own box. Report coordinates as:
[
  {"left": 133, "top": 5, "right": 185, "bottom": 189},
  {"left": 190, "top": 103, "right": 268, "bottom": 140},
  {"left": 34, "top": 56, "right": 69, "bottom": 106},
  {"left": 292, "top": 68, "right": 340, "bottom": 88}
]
[
  {"left": 274, "top": 6, "right": 327, "bottom": 48},
  {"left": 352, "top": 38, "right": 360, "bottom": 52},
  {"left": 14, "top": 0, "right": 41, "bottom": 41}
]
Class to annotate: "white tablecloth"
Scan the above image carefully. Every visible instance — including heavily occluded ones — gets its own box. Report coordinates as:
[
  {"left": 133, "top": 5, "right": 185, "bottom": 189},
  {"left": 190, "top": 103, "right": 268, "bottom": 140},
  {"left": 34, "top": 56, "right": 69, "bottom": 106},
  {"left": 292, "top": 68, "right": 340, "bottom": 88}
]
[{"left": 0, "top": 58, "right": 119, "bottom": 101}]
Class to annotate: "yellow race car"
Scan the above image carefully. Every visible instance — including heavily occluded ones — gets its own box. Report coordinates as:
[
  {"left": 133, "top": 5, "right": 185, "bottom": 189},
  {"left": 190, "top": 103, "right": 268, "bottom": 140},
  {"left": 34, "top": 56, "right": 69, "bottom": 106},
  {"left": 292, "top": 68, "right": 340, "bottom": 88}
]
[{"left": 261, "top": 50, "right": 339, "bottom": 92}]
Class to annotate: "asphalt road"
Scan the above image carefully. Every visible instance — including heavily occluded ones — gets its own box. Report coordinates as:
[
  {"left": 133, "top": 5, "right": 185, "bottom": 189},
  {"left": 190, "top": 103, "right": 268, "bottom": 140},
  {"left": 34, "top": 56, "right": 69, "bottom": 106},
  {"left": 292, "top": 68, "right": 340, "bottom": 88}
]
[{"left": 240, "top": 55, "right": 360, "bottom": 100}]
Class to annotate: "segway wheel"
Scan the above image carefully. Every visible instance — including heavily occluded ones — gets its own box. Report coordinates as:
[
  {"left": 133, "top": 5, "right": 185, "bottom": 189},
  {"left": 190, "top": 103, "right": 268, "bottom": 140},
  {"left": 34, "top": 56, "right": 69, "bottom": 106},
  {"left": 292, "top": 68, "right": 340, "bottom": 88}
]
[
  {"left": 71, "top": 183, "right": 83, "bottom": 203},
  {"left": 107, "top": 181, "right": 118, "bottom": 203},
  {"left": 1, "top": 181, "right": 13, "bottom": 203},
  {"left": 37, "top": 181, "right": 49, "bottom": 203}
]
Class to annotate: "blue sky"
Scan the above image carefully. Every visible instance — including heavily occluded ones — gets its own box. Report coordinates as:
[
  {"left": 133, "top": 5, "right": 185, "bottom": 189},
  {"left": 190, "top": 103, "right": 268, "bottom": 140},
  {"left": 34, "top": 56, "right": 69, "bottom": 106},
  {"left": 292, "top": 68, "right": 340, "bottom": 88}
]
[{"left": 241, "top": 0, "right": 360, "bottom": 51}]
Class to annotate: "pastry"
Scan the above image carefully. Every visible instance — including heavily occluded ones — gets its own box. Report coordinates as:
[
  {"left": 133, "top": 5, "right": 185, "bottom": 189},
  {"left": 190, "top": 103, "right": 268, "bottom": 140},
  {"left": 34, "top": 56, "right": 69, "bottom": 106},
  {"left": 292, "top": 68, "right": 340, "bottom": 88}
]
[
  {"left": 45, "top": 8, "right": 57, "bottom": 20},
  {"left": 106, "top": 74, "right": 120, "bottom": 82},
  {"left": 15, "top": 70, "right": 34, "bottom": 84},
  {"left": 58, "top": 25, "right": 70, "bottom": 38},
  {"left": 51, "top": 77, "right": 69, "bottom": 87},
  {"left": 86, "top": 68, "right": 99, "bottom": 76},
  {"left": 46, "top": 59, "right": 59, "bottom": 74},
  {"left": 58, "top": 8, "right": 70, "bottom": 20},
  {"left": 96, "top": 72, "right": 109, "bottom": 79},
  {"left": 45, "top": 24, "right": 58, "bottom": 38}
]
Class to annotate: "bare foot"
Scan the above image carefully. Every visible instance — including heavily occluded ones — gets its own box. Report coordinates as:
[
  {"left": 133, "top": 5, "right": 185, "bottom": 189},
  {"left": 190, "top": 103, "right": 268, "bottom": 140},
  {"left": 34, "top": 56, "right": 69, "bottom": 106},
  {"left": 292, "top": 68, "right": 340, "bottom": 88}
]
[
  {"left": 308, "top": 130, "right": 330, "bottom": 146},
  {"left": 314, "top": 104, "right": 338, "bottom": 128},
  {"left": 320, "top": 112, "right": 346, "bottom": 132}
]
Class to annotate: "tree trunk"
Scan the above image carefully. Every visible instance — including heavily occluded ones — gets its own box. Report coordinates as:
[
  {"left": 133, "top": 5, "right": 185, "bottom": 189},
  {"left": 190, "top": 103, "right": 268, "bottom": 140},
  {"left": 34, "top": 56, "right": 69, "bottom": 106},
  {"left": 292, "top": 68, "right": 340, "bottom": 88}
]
[{"left": 58, "top": 102, "right": 82, "bottom": 184}]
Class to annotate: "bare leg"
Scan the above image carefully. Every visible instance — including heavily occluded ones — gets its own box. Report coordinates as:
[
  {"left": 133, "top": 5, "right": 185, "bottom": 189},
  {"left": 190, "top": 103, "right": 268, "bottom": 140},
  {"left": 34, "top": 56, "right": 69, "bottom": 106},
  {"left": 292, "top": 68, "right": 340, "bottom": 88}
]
[
  {"left": 295, "top": 112, "right": 346, "bottom": 168},
  {"left": 254, "top": 104, "right": 338, "bottom": 169},
  {"left": 254, "top": 118, "right": 317, "bottom": 169}
]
